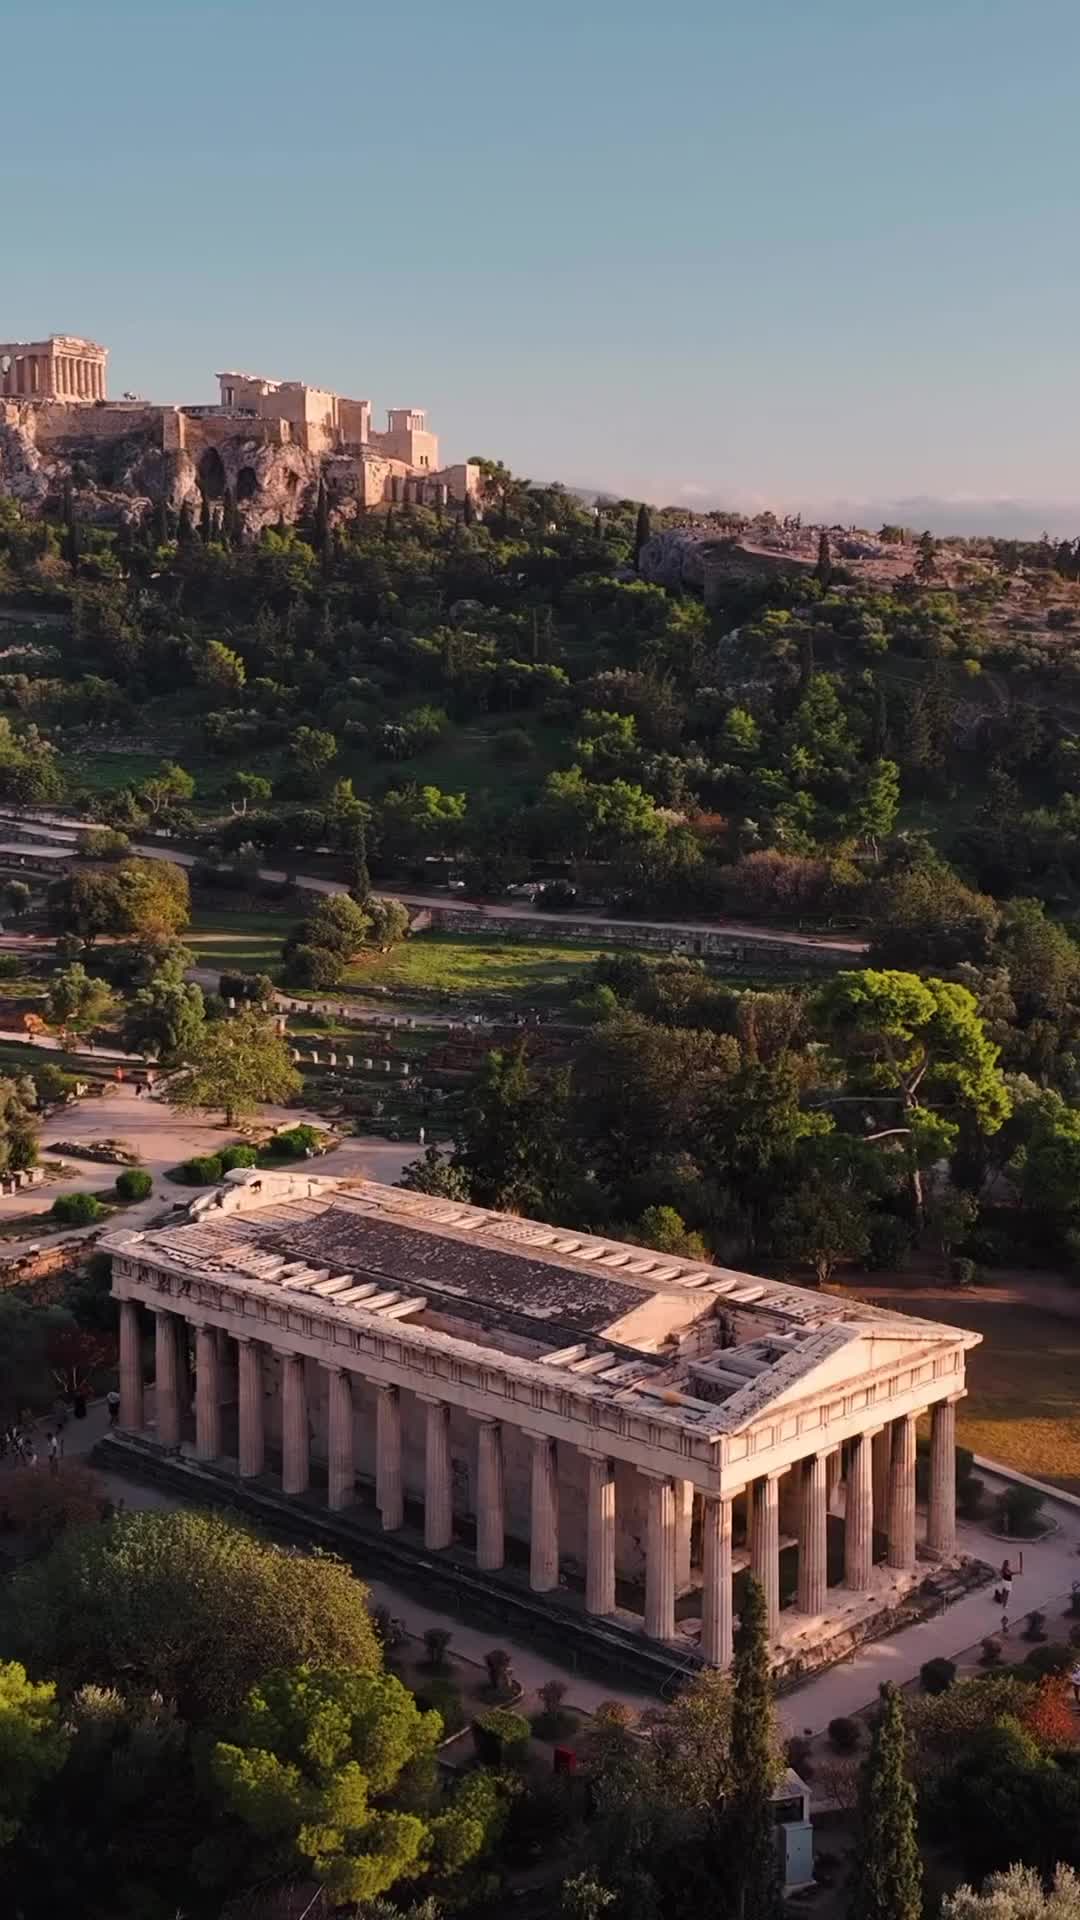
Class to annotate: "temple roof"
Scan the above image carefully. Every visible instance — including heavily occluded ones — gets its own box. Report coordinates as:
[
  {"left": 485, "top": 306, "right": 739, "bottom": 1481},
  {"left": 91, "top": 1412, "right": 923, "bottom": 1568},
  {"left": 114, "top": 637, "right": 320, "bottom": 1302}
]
[{"left": 107, "top": 1175, "right": 977, "bottom": 1439}]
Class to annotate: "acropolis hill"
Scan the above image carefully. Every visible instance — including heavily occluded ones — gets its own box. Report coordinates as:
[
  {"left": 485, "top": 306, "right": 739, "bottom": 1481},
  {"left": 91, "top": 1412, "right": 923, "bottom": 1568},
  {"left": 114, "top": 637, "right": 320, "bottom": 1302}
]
[{"left": 0, "top": 332, "right": 478, "bottom": 535}]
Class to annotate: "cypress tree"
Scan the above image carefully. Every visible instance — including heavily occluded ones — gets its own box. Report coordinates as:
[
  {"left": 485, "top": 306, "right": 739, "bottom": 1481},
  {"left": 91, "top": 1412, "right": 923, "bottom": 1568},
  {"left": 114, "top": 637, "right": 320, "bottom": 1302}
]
[
  {"left": 61, "top": 480, "right": 80, "bottom": 571},
  {"left": 815, "top": 526, "right": 833, "bottom": 587},
  {"left": 915, "top": 529, "right": 938, "bottom": 583},
  {"left": 313, "top": 475, "right": 330, "bottom": 560},
  {"left": 634, "top": 500, "right": 652, "bottom": 569},
  {"left": 726, "top": 1575, "right": 782, "bottom": 1920},
  {"left": 462, "top": 489, "right": 475, "bottom": 527},
  {"left": 198, "top": 492, "right": 212, "bottom": 544},
  {"left": 153, "top": 494, "right": 170, "bottom": 546},
  {"left": 347, "top": 827, "right": 371, "bottom": 906},
  {"left": 847, "top": 1683, "right": 921, "bottom": 1920}
]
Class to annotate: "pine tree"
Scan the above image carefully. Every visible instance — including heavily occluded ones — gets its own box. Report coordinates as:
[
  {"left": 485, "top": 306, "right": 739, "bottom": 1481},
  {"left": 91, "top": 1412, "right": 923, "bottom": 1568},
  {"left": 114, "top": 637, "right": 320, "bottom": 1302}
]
[
  {"left": 847, "top": 1684, "right": 921, "bottom": 1920},
  {"left": 462, "top": 489, "right": 475, "bottom": 527},
  {"left": 725, "top": 1575, "right": 782, "bottom": 1920},
  {"left": 198, "top": 492, "right": 212, "bottom": 545},
  {"left": 634, "top": 501, "right": 652, "bottom": 569},
  {"left": 815, "top": 527, "right": 833, "bottom": 587}
]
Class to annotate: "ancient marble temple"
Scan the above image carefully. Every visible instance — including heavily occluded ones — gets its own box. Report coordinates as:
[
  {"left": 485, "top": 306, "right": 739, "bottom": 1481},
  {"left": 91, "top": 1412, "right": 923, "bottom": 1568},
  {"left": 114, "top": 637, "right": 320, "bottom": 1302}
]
[{"left": 106, "top": 1171, "right": 975, "bottom": 1667}]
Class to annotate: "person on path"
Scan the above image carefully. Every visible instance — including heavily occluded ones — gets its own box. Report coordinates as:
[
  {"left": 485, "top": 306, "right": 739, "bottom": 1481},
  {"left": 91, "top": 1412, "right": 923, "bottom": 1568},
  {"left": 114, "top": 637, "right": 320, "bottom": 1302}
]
[
  {"left": 47, "top": 1431, "right": 60, "bottom": 1474},
  {"left": 106, "top": 1389, "right": 120, "bottom": 1428}
]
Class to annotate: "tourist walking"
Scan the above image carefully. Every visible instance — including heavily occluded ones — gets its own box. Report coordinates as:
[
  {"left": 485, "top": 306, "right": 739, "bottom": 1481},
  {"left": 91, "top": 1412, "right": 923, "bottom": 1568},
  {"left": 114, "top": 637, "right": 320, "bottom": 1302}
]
[
  {"left": 47, "top": 1431, "right": 60, "bottom": 1473},
  {"left": 106, "top": 1389, "right": 120, "bottom": 1428}
]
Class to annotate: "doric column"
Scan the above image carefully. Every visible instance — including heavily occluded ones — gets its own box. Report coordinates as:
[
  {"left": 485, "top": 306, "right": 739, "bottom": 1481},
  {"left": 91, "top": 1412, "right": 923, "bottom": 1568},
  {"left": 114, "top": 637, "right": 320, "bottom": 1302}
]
[
  {"left": 797, "top": 1453, "right": 828, "bottom": 1615},
  {"left": 826, "top": 1448, "right": 842, "bottom": 1510},
  {"left": 675, "top": 1478, "right": 694, "bottom": 1593},
  {"left": 424, "top": 1398, "right": 453, "bottom": 1550},
  {"left": 844, "top": 1430, "right": 875, "bottom": 1590},
  {"left": 326, "top": 1367, "right": 355, "bottom": 1511},
  {"left": 475, "top": 1420, "right": 504, "bottom": 1570},
  {"left": 750, "top": 1472, "right": 780, "bottom": 1633},
  {"left": 644, "top": 1473, "right": 677, "bottom": 1641},
  {"left": 927, "top": 1399, "right": 957, "bottom": 1557},
  {"left": 376, "top": 1384, "right": 404, "bottom": 1529},
  {"left": 237, "top": 1338, "right": 264, "bottom": 1477},
  {"left": 281, "top": 1354, "right": 309, "bottom": 1496},
  {"left": 872, "top": 1428, "right": 890, "bottom": 1533},
  {"left": 585, "top": 1454, "right": 616, "bottom": 1616},
  {"left": 195, "top": 1326, "right": 221, "bottom": 1461},
  {"left": 701, "top": 1494, "right": 733, "bottom": 1668},
  {"left": 886, "top": 1413, "right": 917, "bottom": 1570},
  {"left": 528, "top": 1432, "right": 559, "bottom": 1591},
  {"left": 154, "top": 1310, "right": 182, "bottom": 1448},
  {"left": 118, "top": 1299, "right": 143, "bottom": 1430}
]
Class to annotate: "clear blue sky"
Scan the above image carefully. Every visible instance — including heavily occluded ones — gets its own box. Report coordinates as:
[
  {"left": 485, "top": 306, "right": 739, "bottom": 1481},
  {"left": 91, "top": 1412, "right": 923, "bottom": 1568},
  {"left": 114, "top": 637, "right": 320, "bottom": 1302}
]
[{"left": 5, "top": 0, "right": 1080, "bottom": 523}]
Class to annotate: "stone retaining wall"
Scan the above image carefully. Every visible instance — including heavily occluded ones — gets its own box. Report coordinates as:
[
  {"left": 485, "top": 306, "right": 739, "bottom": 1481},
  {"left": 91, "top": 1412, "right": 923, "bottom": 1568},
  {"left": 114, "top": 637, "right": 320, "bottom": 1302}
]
[{"left": 423, "top": 907, "right": 850, "bottom": 972}]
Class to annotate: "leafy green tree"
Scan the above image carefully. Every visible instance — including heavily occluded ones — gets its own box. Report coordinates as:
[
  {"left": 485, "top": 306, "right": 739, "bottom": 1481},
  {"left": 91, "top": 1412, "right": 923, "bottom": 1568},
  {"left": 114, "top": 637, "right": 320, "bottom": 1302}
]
[
  {"left": 228, "top": 769, "right": 273, "bottom": 815},
  {"left": 379, "top": 784, "right": 468, "bottom": 865},
  {"left": 633, "top": 1205, "right": 709, "bottom": 1260},
  {"left": 367, "top": 896, "right": 411, "bottom": 945},
  {"left": 288, "top": 724, "right": 338, "bottom": 778},
  {"left": 168, "top": 1006, "right": 301, "bottom": 1125},
  {"left": 723, "top": 1576, "right": 783, "bottom": 1920},
  {"left": 196, "top": 640, "right": 246, "bottom": 691},
  {"left": 915, "top": 529, "right": 938, "bottom": 583},
  {"left": 455, "top": 1045, "right": 574, "bottom": 1216},
  {"left": 869, "top": 864, "right": 1000, "bottom": 969},
  {"left": 121, "top": 975, "right": 205, "bottom": 1062},
  {"left": 815, "top": 969, "right": 1011, "bottom": 1212},
  {"left": 772, "top": 1176, "right": 870, "bottom": 1283},
  {"left": 399, "top": 1147, "right": 473, "bottom": 1202},
  {"left": 3, "top": 1509, "right": 381, "bottom": 1722},
  {"left": 48, "top": 857, "right": 190, "bottom": 945},
  {"left": 47, "top": 963, "right": 116, "bottom": 1032},
  {"left": 0, "top": 1661, "right": 68, "bottom": 1846},
  {"left": 847, "top": 1684, "right": 922, "bottom": 1920},
  {"left": 138, "top": 760, "right": 195, "bottom": 819},
  {"left": 211, "top": 1665, "right": 446, "bottom": 1904},
  {"left": 0, "top": 1297, "right": 71, "bottom": 1421}
]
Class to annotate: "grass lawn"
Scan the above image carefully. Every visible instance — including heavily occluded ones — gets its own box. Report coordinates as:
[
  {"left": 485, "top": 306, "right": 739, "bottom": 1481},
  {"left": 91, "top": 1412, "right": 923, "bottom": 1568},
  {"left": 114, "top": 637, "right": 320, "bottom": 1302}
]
[
  {"left": 339, "top": 931, "right": 626, "bottom": 1006},
  {"left": 183, "top": 907, "right": 294, "bottom": 975},
  {"left": 853, "top": 1277, "right": 1080, "bottom": 1496}
]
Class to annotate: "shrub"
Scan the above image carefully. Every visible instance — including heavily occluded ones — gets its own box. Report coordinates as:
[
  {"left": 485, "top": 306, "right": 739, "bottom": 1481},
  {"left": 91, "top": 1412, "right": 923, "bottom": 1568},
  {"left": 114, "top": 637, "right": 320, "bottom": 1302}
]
[
  {"left": 372, "top": 1605, "right": 406, "bottom": 1653},
  {"left": 0, "top": 953, "right": 25, "bottom": 980},
  {"left": 786, "top": 1734, "right": 814, "bottom": 1778},
  {"left": 980, "top": 1636, "right": 1003, "bottom": 1666},
  {"left": 484, "top": 1647, "right": 515, "bottom": 1697},
  {"left": 827, "top": 1715, "right": 861, "bottom": 1752},
  {"left": 473, "top": 1707, "right": 530, "bottom": 1766},
  {"left": 0, "top": 1460, "right": 106, "bottom": 1549},
  {"left": 263, "top": 1124, "right": 323, "bottom": 1160},
  {"left": 414, "top": 1675, "right": 465, "bottom": 1736},
  {"left": 539, "top": 1679, "right": 567, "bottom": 1716},
  {"left": 422, "top": 1627, "right": 452, "bottom": 1672},
  {"left": 1023, "top": 1609, "right": 1048, "bottom": 1642},
  {"left": 179, "top": 1154, "right": 223, "bottom": 1185},
  {"left": 33, "top": 1064, "right": 75, "bottom": 1106},
  {"left": 51, "top": 1192, "right": 106, "bottom": 1226},
  {"left": 862, "top": 1212, "right": 913, "bottom": 1271},
  {"left": 114, "top": 1168, "right": 152, "bottom": 1203},
  {"left": 218, "top": 1145, "right": 257, "bottom": 1173},
  {"left": 920, "top": 1657, "right": 957, "bottom": 1695},
  {"left": 950, "top": 1255, "right": 977, "bottom": 1288},
  {"left": 996, "top": 1484, "right": 1045, "bottom": 1536},
  {"left": 1021, "top": 1643, "right": 1072, "bottom": 1678}
]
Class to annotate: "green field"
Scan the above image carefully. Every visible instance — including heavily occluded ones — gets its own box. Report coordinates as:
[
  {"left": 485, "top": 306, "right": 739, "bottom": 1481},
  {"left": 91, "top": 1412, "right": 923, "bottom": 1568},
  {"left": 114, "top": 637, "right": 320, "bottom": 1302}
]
[{"left": 339, "top": 930, "right": 624, "bottom": 1005}]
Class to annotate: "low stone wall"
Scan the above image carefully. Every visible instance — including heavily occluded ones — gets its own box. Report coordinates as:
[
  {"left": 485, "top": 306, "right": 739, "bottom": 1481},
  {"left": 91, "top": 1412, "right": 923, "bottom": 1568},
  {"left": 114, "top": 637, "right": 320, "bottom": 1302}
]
[{"left": 422, "top": 906, "right": 850, "bottom": 972}]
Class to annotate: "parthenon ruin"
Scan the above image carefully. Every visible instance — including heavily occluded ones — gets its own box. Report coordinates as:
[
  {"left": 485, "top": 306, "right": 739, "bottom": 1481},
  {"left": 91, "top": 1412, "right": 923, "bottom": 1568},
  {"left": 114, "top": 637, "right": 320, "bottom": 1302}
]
[
  {"left": 0, "top": 334, "right": 108, "bottom": 402},
  {"left": 107, "top": 1170, "right": 976, "bottom": 1670}
]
